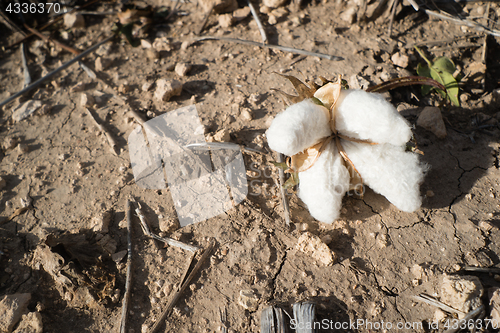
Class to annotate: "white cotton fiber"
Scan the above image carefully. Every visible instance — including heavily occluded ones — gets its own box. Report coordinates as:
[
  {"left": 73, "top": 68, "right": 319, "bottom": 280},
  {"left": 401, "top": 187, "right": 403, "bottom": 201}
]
[
  {"left": 335, "top": 90, "right": 412, "bottom": 146},
  {"left": 342, "top": 140, "right": 425, "bottom": 212},
  {"left": 298, "top": 143, "right": 350, "bottom": 223},
  {"left": 266, "top": 100, "right": 331, "bottom": 156}
]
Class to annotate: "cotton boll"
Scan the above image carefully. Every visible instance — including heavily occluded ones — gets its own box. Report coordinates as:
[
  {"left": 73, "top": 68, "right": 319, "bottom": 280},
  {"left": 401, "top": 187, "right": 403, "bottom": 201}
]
[
  {"left": 266, "top": 100, "right": 331, "bottom": 156},
  {"left": 342, "top": 140, "right": 425, "bottom": 212},
  {"left": 298, "top": 143, "right": 350, "bottom": 223},
  {"left": 335, "top": 90, "right": 412, "bottom": 146}
]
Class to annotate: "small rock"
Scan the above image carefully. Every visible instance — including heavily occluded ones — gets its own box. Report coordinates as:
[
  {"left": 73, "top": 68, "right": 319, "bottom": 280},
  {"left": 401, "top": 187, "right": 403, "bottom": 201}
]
[
  {"left": 159, "top": 218, "right": 180, "bottom": 234},
  {"left": 180, "top": 41, "right": 192, "bottom": 51},
  {"left": 213, "top": 129, "right": 231, "bottom": 142},
  {"left": 174, "top": 63, "right": 192, "bottom": 77},
  {"left": 152, "top": 37, "right": 173, "bottom": 52},
  {"left": 391, "top": 52, "right": 409, "bottom": 68},
  {"left": 268, "top": 14, "right": 278, "bottom": 25},
  {"left": 64, "top": 13, "right": 85, "bottom": 29},
  {"left": 478, "top": 221, "right": 493, "bottom": 232},
  {"left": 440, "top": 275, "right": 483, "bottom": 318},
  {"left": 260, "top": 5, "right": 272, "bottom": 14},
  {"left": 296, "top": 232, "right": 335, "bottom": 266},
  {"left": 0, "top": 293, "right": 32, "bottom": 333},
  {"left": 238, "top": 289, "right": 259, "bottom": 311},
  {"left": 146, "top": 49, "right": 160, "bottom": 60},
  {"left": 96, "top": 43, "right": 112, "bottom": 57},
  {"left": 118, "top": 84, "right": 130, "bottom": 94},
  {"left": 219, "top": 13, "right": 234, "bottom": 28},
  {"left": 111, "top": 250, "right": 128, "bottom": 263},
  {"left": 80, "top": 93, "right": 94, "bottom": 108},
  {"left": 95, "top": 57, "right": 112, "bottom": 72},
  {"left": 198, "top": 0, "right": 238, "bottom": 13},
  {"left": 91, "top": 211, "right": 112, "bottom": 233},
  {"left": 12, "top": 311, "right": 43, "bottom": 333},
  {"left": 240, "top": 108, "right": 253, "bottom": 121},
  {"left": 141, "top": 39, "right": 152, "bottom": 49},
  {"left": 17, "top": 143, "right": 29, "bottom": 153},
  {"left": 70, "top": 82, "right": 86, "bottom": 93},
  {"left": 270, "top": 7, "right": 288, "bottom": 19},
  {"left": 154, "top": 79, "right": 182, "bottom": 101},
  {"left": 426, "top": 190, "right": 435, "bottom": 198},
  {"left": 349, "top": 74, "right": 370, "bottom": 90},
  {"left": 12, "top": 100, "right": 42, "bottom": 122},
  {"left": 263, "top": 0, "right": 286, "bottom": 9},
  {"left": 340, "top": 6, "right": 357, "bottom": 24},
  {"left": 2, "top": 136, "right": 19, "bottom": 150},
  {"left": 433, "top": 309, "right": 447, "bottom": 323},
  {"left": 233, "top": 7, "right": 251, "bottom": 21},
  {"left": 142, "top": 82, "right": 153, "bottom": 92},
  {"left": 248, "top": 93, "right": 263, "bottom": 105},
  {"left": 489, "top": 288, "right": 500, "bottom": 322},
  {"left": 417, "top": 107, "right": 447, "bottom": 139}
]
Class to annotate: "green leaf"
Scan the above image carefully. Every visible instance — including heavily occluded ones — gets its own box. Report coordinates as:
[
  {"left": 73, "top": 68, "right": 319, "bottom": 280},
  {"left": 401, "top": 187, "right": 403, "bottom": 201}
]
[
  {"left": 429, "top": 67, "right": 448, "bottom": 99},
  {"left": 432, "top": 57, "right": 456, "bottom": 74},
  {"left": 417, "top": 63, "right": 432, "bottom": 95},
  {"left": 440, "top": 71, "right": 460, "bottom": 106},
  {"left": 120, "top": 23, "right": 140, "bottom": 47}
]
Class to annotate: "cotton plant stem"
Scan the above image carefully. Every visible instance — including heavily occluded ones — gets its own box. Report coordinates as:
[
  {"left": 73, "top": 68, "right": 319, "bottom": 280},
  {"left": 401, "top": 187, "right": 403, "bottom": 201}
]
[
  {"left": 0, "top": 35, "right": 114, "bottom": 108},
  {"left": 192, "top": 36, "right": 343, "bottom": 61},
  {"left": 277, "top": 153, "right": 291, "bottom": 226},
  {"left": 248, "top": 0, "right": 267, "bottom": 44},
  {"left": 149, "top": 240, "right": 215, "bottom": 333},
  {"left": 120, "top": 200, "right": 133, "bottom": 333}
]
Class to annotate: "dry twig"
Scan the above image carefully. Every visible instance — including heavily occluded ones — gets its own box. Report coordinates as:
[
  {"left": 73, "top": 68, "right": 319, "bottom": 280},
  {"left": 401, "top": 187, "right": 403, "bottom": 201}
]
[
  {"left": 119, "top": 200, "right": 133, "bottom": 333},
  {"left": 192, "top": 36, "right": 343, "bottom": 61},
  {"left": 196, "top": 4, "right": 213, "bottom": 35},
  {"left": 412, "top": 294, "right": 465, "bottom": 316},
  {"left": 149, "top": 240, "right": 215, "bottom": 333},
  {"left": 248, "top": 0, "right": 267, "bottom": 44},
  {"left": 133, "top": 200, "right": 200, "bottom": 252},
  {"left": 84, "top": 107, "right": 118, "bottom": 156},
  {"left": 0, "top": 35, "right": 115, "bottom": 108}
]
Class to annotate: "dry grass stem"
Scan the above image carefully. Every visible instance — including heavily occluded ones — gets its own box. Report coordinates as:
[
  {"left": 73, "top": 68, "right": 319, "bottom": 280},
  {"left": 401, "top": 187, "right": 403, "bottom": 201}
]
[
  {"left": 119, "top": 200, "right": 133, "bottom": 333},
  {"left": 192, "top": 36, "right": 343, "bottom": 61}
]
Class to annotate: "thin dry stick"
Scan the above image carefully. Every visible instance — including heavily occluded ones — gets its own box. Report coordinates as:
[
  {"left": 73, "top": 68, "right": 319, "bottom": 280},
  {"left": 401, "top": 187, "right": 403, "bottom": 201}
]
[
  {"left": 424, "top": 9, "right": 500, "bottom": 37},
  {"left": 412, "top": 294, "right": 465, "bottom": 316},
  {"left": 277, "top": 153, "right": 291, "bottom": 226},
  {"left": 149, "top": 240, "right": 215, "bottom": 333},
  {"left": 0, "top": 35, "right": 115, "bottom": 108},
  {"left": 133, "top": 201, "right": 200, "bottom": 252},
  {"left": 120, "top": 200, "right": 133, "bottom": 333},
  {"left": 24, "top": 25, "right": 82, "bottom": 55},
  {"left": 248, "top": 0, "right": 267, "bottom": 44},
  {"left": 443, "top": 305, "right": 484, "bottom": 333},
  {"left": 192, "top": 36, "right": 343, "bottom": 61},
  {"left": 388, "top": 0, "right": 399, "bottom": 37},
  {"left": 84, "top": 107, "right": 118, "bottom": 155}
]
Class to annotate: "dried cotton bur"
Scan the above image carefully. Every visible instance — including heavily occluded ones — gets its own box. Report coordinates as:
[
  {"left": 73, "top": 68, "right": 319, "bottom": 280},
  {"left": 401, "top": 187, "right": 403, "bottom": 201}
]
[{"left": 266, "top": 75, "right": 426, "bottom": 223}]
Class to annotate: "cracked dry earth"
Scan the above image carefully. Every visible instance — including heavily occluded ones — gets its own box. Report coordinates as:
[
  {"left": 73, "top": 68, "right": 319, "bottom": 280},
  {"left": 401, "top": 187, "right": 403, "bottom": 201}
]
[{"left": 1, "top": 0, "right": 500, "bottom": 332}]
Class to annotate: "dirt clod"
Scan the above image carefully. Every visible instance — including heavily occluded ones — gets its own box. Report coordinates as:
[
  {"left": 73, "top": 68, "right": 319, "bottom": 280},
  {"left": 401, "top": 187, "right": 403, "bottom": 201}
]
[
  {"left": 417, "top": 106, "right": 447, "bottom": 138},
  {"left": 154, "top": 79, "right": 182, "bottom": 101}
]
